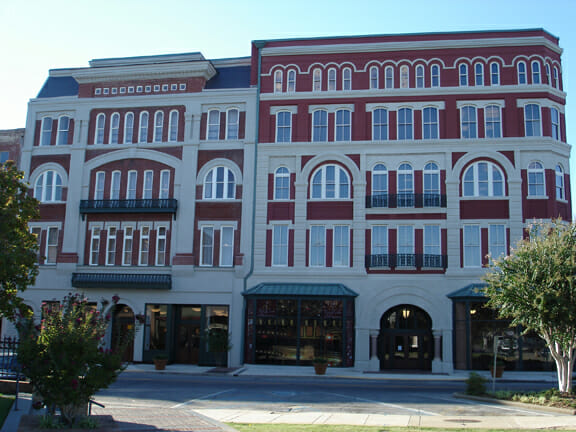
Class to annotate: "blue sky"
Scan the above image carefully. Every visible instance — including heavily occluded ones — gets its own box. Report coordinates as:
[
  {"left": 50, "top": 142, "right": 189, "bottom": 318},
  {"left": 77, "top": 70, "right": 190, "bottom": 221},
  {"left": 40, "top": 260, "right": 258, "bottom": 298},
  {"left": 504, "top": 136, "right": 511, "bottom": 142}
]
[{"left": 1, "top": 0, "right": 574, "bottom": 201}]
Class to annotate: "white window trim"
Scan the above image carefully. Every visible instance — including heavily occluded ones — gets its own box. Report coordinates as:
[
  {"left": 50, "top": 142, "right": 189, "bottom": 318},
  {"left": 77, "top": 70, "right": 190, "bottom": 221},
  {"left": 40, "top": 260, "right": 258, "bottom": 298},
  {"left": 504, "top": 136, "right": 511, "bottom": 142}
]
[
  {"left": 159, "top": 170, "right": 170, "bottom": 199},
  {"left": 459, "top": 106, "right": 478, "bottom": 139},
  {"left": 474, "top": 63, "right": 484, "bottom": 86},
  {"left": 95, "top": 113, "right": 105, "bottom": 144},
  {"left": 274, "top": 70, "right": 283, "bottom": 93},
  {"left": 207, "top": 109, "right": 220, "bottom": 140},
  {"left": 309, "top": 225, "right": 326, "bottom": 267},
  {"left": 531, "top": 61, "right": 541, "bottom": 84},
  {"left": 45, "top": 226, "right": 59, "bottom": 265},
  {"left": 463, "top": 224, "right": 481, "bottom": 268},
  {"left": 155, "top": 226, "right": 168, "bottom": 266},
  {"left": 94, "top": 171, "right": 105, "bottom": 200},
  {"left": 126, "top": 170, "right": 137, "bottom": 199},
  {"left": 139, "top": 226, "right": 151, "bottom": 266},
  {"left": 372, "top": 108, "right": 389, "bottom": 141},
  {"left": 422, "top": 107, "right": 439, "bottom": 140},
  {"left": 56, "top": 116, "right": 70, "bottom": 145},
  {"left": 122, "top": 226, "right": 134, "bottom": 266},
  {"left": 168, "top": 110, "right": 179, "bottom": 142},
  {"left": 342, "top": 67, "right": 352, "bottom": 91},
  {"left": 327, "top": 68, "right": 337, "bottom": 91},
  {"left": 397, "top": 108, "right": 413, "bottom": 140},
  {"left": 334, "top": 109, "right": 352, "bottom": 142},
  {"left": 430, "top": 64, "right": 440, "bottom": 88},
  {"left": 199, "top": 225, "right": 214, "bottom": 267},
  {"left": 399, "top": 65, "right": 409, "bottom": 89},
  {"left": 138, "top": 111, "right": 149, "bottom": 143},
  {"left": 271, "top": 224, "right": 289, "bottom": 267},
  {"left": 415, "top": 65, "right": 425, "bottom": 88},
  {"left": 275, "top": 111, "right": 292, "bottom": 143},
  {"left": 484, "top": 105, "right": 503, "bottom": 139},
  {"left": 517, "top": 61, "right": 527, "bottom": 85},
  {"left": 153, "top": 111, "right": 164, "bottom": 143},
  {"left": 332, "top": 225, "right": 350, "bottom": 267},
  {"left": 89, "top": 227, "right": 101, "bottom": 266},
  {"left": 385, "top": 66, "right": 394, "bottom": 89},
  {"left": 226, "top": 108, "right": 240, "bottom": 140},
  {"left": 110, "top": 170, "right": 121, "bottom": 200},
  {"left": 370, "top": 66, "right": 379, "bottom": 89},
  {"left": 124, "top": 112, "right": 134, "bottom": 144},
  {"left": 527, "top": 161, "right": 546, "bottom": 198},
  {"left": 219, "top": 225, "right": 235, "bottom": 267},
  {"left": 109, "top": 112, "right": 120, "bottom": 144},
  {"left": 274, "top": 167, "right": 290, "bottom": 200},
  {"left": 459, "top": 64, "right": 469, "bottom": 87},
  {"left": 142, "top": 170, "right": 153, "bottom": 199},
  {"left": 490, "top": 62, "right": 500, "bottom": 86},
  {"left": 106, "top": 227, "right": 117, "bottom": 266}
]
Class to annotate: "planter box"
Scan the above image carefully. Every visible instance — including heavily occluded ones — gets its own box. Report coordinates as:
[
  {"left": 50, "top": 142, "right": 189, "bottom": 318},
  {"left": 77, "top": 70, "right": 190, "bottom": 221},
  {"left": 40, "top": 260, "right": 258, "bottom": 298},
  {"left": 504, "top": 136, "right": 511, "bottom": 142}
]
[{"left": 18, "top": 414, "right": 118, "bottom": 431}]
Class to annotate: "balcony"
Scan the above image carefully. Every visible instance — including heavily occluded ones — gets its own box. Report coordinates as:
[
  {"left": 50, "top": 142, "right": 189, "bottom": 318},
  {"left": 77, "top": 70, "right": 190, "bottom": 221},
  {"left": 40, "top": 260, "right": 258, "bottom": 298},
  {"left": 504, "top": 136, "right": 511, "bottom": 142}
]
[
  {"left": 80, "top": 199, "right": 178, "bottom": 219},
  {"left": 365, "top": 193, "right": 446, "bottom": 209},
  {"left": 365, "top": 254, "right": 447, "bottom": 269}
]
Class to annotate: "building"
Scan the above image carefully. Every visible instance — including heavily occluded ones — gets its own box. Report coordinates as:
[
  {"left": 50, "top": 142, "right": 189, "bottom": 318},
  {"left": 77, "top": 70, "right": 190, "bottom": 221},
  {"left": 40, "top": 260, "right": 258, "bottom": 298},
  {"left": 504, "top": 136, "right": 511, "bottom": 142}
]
[
  {"left": 7, "top": 29, "right": 570, "bottom": 372},
  {"left": 0, "top": 128, "right": 24, "bottom": 165}
]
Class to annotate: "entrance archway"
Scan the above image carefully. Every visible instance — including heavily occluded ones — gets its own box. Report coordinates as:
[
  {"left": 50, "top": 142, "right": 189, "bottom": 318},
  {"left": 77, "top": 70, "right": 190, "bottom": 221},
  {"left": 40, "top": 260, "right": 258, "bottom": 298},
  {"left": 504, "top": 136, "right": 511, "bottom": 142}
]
[
  {"left": 379, "top": 304, "right": 433, "bottom": 370},
  {"left": 112, "top": 304, "right": 135, "bottom": 363}
]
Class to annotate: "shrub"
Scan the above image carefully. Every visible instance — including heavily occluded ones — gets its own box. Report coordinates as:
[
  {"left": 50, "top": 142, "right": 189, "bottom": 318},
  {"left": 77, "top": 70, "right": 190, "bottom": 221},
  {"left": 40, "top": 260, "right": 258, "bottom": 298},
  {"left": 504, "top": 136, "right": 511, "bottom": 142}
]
[{"left": 465, "top": 372, "right": 487, "bottom": 395}]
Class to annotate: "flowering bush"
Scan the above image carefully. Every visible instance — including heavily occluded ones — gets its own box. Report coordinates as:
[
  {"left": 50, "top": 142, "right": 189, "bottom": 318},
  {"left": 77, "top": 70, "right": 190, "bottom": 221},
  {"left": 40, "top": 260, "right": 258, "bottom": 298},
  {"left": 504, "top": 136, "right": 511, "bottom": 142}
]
[{"left": 17, "top": 293, "right": 135, "bottom": 426}]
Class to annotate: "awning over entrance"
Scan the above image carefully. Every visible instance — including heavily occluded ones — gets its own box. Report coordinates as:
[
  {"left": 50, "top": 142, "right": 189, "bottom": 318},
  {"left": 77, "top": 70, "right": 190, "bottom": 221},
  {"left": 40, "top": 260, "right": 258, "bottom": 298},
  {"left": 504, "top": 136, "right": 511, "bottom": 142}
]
[
  {"left": 447, "top": 283, "right": 487, "bottom": 300},
  {"left": 71, "top": 273, "right": 171, "bottom": 290},
  {"left": 243, "top": 283, "right": 358, "bottom": 297}
]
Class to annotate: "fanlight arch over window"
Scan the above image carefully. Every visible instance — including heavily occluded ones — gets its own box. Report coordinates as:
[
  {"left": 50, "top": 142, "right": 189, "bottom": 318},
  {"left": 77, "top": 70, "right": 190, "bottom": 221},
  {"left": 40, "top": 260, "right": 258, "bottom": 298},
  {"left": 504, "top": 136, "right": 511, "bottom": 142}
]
[{"left": 310, "top": 164, "right": 350, "bottom": 199}]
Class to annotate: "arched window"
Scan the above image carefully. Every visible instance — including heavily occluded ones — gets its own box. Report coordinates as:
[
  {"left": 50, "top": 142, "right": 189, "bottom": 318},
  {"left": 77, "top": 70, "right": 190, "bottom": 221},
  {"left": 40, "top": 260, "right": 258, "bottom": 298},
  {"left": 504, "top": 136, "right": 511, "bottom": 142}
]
[
  {"left": 490, "top": 62, "right": 500, "bottom": 85},
  {"left": 397, "top": 163, "right": 414, "bottom": 207},
  {"left": 517, "top": 61, "right": 527, "bottom": 84},
  {"left": 204, "top": 166, "right": 236, "bottom": 199},
  {"left": 328, "top": 68, "right": 337, "bottom": 91},
  {"left": 168, "top": 110, "right": 179, "bottom": 142},
  {"left": 400, "top": 65, "right": 409, "bottom": 88},
  {"left": 459, "top": 64, "right": 468, "bottom": 86},
  {"left": 531, "top": 61, "right": 541, "bottom": 84},
  {"left": 415, "top": 65, "right": 424, "bottom": 88},
  {"left": 474, "top": 63, "right": 484, "bottom": 86},
  {"left": 124, "top": 112, "right": 134, "bottom": 144},
  {"left": 372, "top": 109, "right": 388, "bottom": 141},
  {"left": 527, "top": 161, "right": 545, "bottom": 196},
  {"left": 56, "top": 116, "right": 71, "bottom": 145},
  {"left": 546, "top": 63, "right": 552, "bottom": 86},
  {"left": 555, "top": 164, "right": 565, "bottom": 200},
  {"left": 431, "top": 64, "right": 440, "bottom": 87},
  {"left": 287, "top": 70, "right": 296, "bottom": 92},
  {"left": 274, "top": 70, "right": 283, "bottom": 93},
  {"left": 312, "top": 68, "right": 322, "bottom": 92},
  {"left": 34, "top": 170, "right": 63, "bottom": 202},
  {"left": 462, "top": 161, "right": 505, "bottom": 197},
  {"left": 551, "top": 107, "right": 560, "bottom": 140},
  {"left": 385, "top": 66, "right": 394, "bottom": 88},
  {"left": 154, "top": 111, "right": 164, "bottom": 142},
  {"left": 342, "top": 67, "right": 352, "bottom": 90},
  {"left": 370, "top": 66, "right": 379, "bottom": 89},
  {"left": 95, "top": 113, "right": 105, "bottom": 144},
  {"left": 274, "top": 167, "right": 290, "bottom": 200},
  {"left": 311, "top": 164, "right": 350, "bottom": 199},
  {"left": 226, "top": 109, "right": 239, "bottom": 140},
  {"left": 553, "top": 66, "right": 559, "bottom": 89},
  {"left": 138, "top": 111, "right": 149, "bottom": 143},
  {"left": 371, "top": 164, "right": 388, "bottom": 207},
  {"left": 423, "top": 162, "right": 440, "bottom": 207},
  {"left": 312, "top": 110, "right": 328, "bottom": 142},
  {"left": 109, "top": 113, "right": 120, "bottom": 144}
]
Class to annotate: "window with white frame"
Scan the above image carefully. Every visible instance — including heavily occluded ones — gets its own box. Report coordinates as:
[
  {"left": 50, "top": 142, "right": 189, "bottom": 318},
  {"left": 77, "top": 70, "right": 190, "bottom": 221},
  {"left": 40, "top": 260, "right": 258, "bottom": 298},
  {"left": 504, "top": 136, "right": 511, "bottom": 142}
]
[
  {"left": 227, "top": 109, "right": 239, "bottom": 140},
  {"left": 274, "top": 167, "right": 290, "bottom": 200},
  {"left": 276, "top": 111, "right": 292, "bottom": 143},
  {"left": 459, "top": 64, "right": 468, "bottom": 86},
  {"left": 556, "top": 164, "right": 565, "bottom": 200},
  {"left": 400, "top": 65, "right": 409, "bottom": 88},
  {"left": 551, "top": 107, "right": 560, "bottom": 140},
  {"left": 123, "top": 226, "right": 133, "bottom": 265},
  {"left": 423, "top": 162, "right": 440, "bottom": 206},
  {"left": 57, "top": 116, "right": 70, "bottom": 145},
  {"left": 397, "top": 163, "right": 414, "bottom": 207},
  {"left": 372, "top": 108, "right": 388, "bottom": 140},
  {"left": 272, "top": 225, "right": 288, "bottom": 266},
  {"left": 372, "top": 164, "right": 388, "bottom": 206},
  {"left": 397, "top": 225, "right": 415, "bottom": 266},
  {"left": 207, "top": 109, "right": 220, "bottom": 140},
  {"left": 45, "top": 227, "right": 59, "bottom": 265},
  {"left": 553, "top": 66, "right": 559, "bottom": 89},
  {"left": 431, "top": 64, "right": 440, "bottom": 87},
  {"left": 397, "top": 108, "right": 413, "bottom": 140},
  {"left": 139, "top": 111, "right": 149, "bottom": 143},
  {"left": 416, "top": 65, "right": 424, "bottom": 88},
  {"left": 371, "top": 225, "right": 388, "bottom": 257},
  {"left": 110, "top": 171, "right": 121, "bottom": 200},
  {"left": 490, "top": 62, "right": 500, "bottom": 85},
  {"left": 220, "top": 226, "right": 234, "bottom": 267},
  {"left": 335, "top": 109, "right": 351, "bottom": 141},
  {"left": 333, "top": 225, "right": 350, "bottom": 267},
  {"left": 546, "top": 63, "right": 551, "bottom": 86},
  {"left": 106, "top": 227, "right": 117, "bottom": 266},
  {"left": 460, "top": 106, "right": 477, "bottom": 138},
  {"left": 489, "top": 224, "right": 506, "bottom": 259},
  {"left": 159, "top": 170, "right": 170, "bottom": 199},
  {"left": 422, "top": 107, "right": 438, "bottom": 139},
  {"left": 126, "top": 170, "right": 137, "bottom": 199},
  {"left": 142, "top": 170, "right": 153, "bottom": 199},
  {"left": 309, "top": 226, "right": 326, "bottom": 267},
  {"left": 34, "top": 170, "right": 63, "bottom": 202},
  {"left": 370, "top": 66, "right": 379, "bottom": 89},
  {"left": 274, "top": 70, "right": 283, "bottom": 93},
  {"left": 124, "top": 112, "right": 134, "bottom": 144},
  {"left": 169, "top": 110, "right": 179, "bottom": 142},
  {"left": 312, "top": 68, "right": 322, "bottom": 92},
  {"left": 484, "top": 105, "right": 502, "bottom": 138},
  {"left": 385, "top": 66, "right": 394, "bottom": 89},
  {"left": 312, "top": 110, "right": 328, "bottom": 142},
  {"left": 475, "top": 63, "right": 484, "bottom": 86},
  {"left": 154, "top": 111, "right": 164, "bottom": 142},
  {"left": 328, "top": 68, "right": 337, "bottom": 91},
  {"left": 343, "top": 67, "right": 352, "bottom": 90},
  {"left": 156, "top": 226, "right": 167, "bottom": 266},
  {"left": 311, "top": 164, "right": 350, "bottom": 199},
  {"left": 527, "top": 161, "right": 545, "bottom": 196},
  {"left": 517, "top": 61, "right": 527, "bottom": 84},
  {"left": 531, "top": 61, "right": 541, "bottom": 84},
  {"left": 200, "top": 226, "right": 214, "bottom": 266},
  {"left": 90, "top": 227, "right": 101, "bottom": 266},
  {"left": 204, "top": 166, "right": 236, "bottom": 199},
  {"left": 463, "top": 161, "right": 504, "bottom": 197},
  {"left": 40, "top": 117, "right": 53, "bottom": 146},
  {"left": 139, "top": 226, "right": 150, "bottom": 265},
  {"left": 95, "top": 114, "right": 105, "bottom": 144},
  {"left": 463, "top": 225, "right": 481, "bottom": 267},
  {"left": 110, "top": 113, "right": 120, "bottom": 144},
  {"left": 287, "top": 70, "right": 296, "bottom": 92},
  {"left": 423, "top": 225, "right": 441, "bottom": 267},
  {"left": 524, "top": 104, "right": 541, "bottom": 136}
]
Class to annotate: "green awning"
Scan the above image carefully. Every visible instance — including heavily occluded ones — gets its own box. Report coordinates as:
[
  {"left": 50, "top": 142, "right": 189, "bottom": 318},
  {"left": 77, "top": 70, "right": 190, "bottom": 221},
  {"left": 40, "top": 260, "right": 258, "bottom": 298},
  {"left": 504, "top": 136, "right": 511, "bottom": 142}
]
[
  {"left": 71, "top": 273, "right": 171, "bottom": 290},
  {"left": 243, "top": 283, "right": 358, "bottom": 297},
  {"left": 447, "top": 283, "right": 488, "bottom": 300}
]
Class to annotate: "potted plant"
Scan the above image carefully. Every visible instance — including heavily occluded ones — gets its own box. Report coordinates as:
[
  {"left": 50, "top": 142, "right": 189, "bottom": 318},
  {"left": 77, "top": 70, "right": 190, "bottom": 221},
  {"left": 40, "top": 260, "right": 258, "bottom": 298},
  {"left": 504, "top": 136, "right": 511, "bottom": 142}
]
[
  {"left": 313, "top": 357, "right": 328, "bottom": 375},
  {"left": 153, "top": 354, "right": 168, "bottom": 370},
  {"left": 489, "top": 357, "right": 505, "bottom": 378}
]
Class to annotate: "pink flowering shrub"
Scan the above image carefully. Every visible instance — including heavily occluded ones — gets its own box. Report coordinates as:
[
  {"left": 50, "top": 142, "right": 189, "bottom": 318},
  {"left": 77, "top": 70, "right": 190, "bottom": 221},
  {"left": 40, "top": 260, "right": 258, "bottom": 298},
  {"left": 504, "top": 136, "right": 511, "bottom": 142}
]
[{"left": 17, "top": 293, "right": 135, "bottom": 426}]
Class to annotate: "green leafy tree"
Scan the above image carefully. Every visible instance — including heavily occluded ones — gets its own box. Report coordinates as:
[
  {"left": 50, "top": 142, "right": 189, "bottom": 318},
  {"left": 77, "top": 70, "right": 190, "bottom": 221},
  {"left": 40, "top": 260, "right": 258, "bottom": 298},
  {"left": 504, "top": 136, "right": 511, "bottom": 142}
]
[
  {"left": 0, "top": 161, "right": 39, "bottom": 320},
  {"left": 484, "top": 220, "right": 576, "bottom": 393}
]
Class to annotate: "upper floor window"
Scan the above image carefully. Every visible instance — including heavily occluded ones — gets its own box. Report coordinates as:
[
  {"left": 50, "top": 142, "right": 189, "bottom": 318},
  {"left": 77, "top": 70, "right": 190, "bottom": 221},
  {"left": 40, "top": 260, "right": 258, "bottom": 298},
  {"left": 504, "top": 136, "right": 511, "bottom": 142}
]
[
  {"left": 423, "top": 162, "right": 440, "bottom": 206},
  {"left": 371, "top": 225, "right": 388, "bottom": 257},
  {"left": 342, "top": 68, "right": 352, "bottom": 90},
  {"left": 553, "top": 66, "right": 559, "bottom": 89},
  {"left": 272, "top": 225, "right": 288, "bottom": 267},
  {"left": 474, "top": 63, "right": 484, "bottom": 86},
  {"left": 460, "top": 106, "right": 477, "bottom": 139},
  {"left": 142, "top": 170, "right": 153, "bottom": 199},
  {"left": 227, "top": 109, "right": 239, "bottom": 140},
  {"left": 372, "top": 108, "right": 388, "bottom": 141},
  {"left": 431, "top": 65, "right": 440, "bottom": 87},
  {"left": 312, "top": 68, "right": 322, "bottom": 92},
  {"left": 274, "top": 167, "right": 290, "bottom": 200},
  {"left": 372, "top": 164, "right": 388, "bottom": 197},
  {"left": 274, "top": 70, "right": 283, "bottom": 93},
  {"left": 126, "top": 170, "right": 137, "bottom": 199},
  {"left": 397, "top": 108, "right": 413, "bottom": 140},
  {"left": 517, "top": 61, "right": 527, "bottom": 85},
  {"left": 34, "top": 170, "right": 63, "bottom": 202},
  {"left": 109, "top": 113, "right": 120, "bottom": 144},
  {"left": 287, "top": 70, "right": 296, "bottom": 92},
  {"left": 159, "top": 170, "right": 170, "bottom": 199},
  {"left": 312, "top": 110, "right": 328, "bottom": 142},
  {"left": 335, "top": 109, "right": 351, "bottom": 141},
  {"left": 169, "top": 110, "right": 179, "bottom": 142},
  {"left": 400, "top": 65, "right": 409, "bottom": 88},
  {"left": 370, "top": 66, "right": 379, "bottom": 89},
  {"left": 463, "top": 161, "right": 504, "bottom": 197},
  {"left": 309, "top": 226, "right": 326, "bottom": 267},
  {"left": 459, "top": 64, "right": 468, "bottom": 86},
  {"left": 276, "top": 111, "right": 292, "bottom": 143},
  {"left": 555, "top": 164, "right": 565, "bottom": 200},
  {"left": 397, "top": 225, "right": 415, "bottom": 266},
  {"left": 207, "top": 109, "right": 220, "bottom": 140},
  {"left": 124, "top": 112, "right": 134, "bottom": 144},
  {"left": 139, "top": 111, "right": 149, "bottom": 143},
  {"left": 40, "top": 117, "right": 53, "bottom": 146},
  {"left": 397, "top": 163, "right": 414, "bottom": 207},
  {"left": 531, "top": 61, "right": 541, "bottom": 84},
  {"left": 311, "top": 164, "right": 350, "bottom": 199},
  {"left": 422, "top": 107, "right": 438, "bottom": 140},
  {"left": 95, "top": 114, "right": 105, "bottom": 144},
  {"left": 527, "top": 161, "right": 545, "bottom": 196},
  {"left": 56, "top": 116, "right": 70, "bottom": 145},
  {"left": 423, "top": 225, "right": 441, "bottom": 266},
  {"left": 110, "top": 171, "right": 121, "bottom": 200},
  {"left": 524, "top": 104, "right": 541, "bottom": 137},
  {"left": 463, "top": 225, "right": 481, "bottom": 267},
  {"left": 489, "top": 224, "right": 507, "bottom": 259},
  {"left": 328, "top": 68, "right": 337, "bottom": 91},
  {"left": 204, "top": 166, "right": 236, "bottom": 199},
  {"left": 333, "top": 225, "right": 350, "bottom": 267},
  {"left": 551, "top": 107, "right": 560, "bottom": 140},
  {"left": 484, "top": 105, "right": 502, "bottom": 138},
  {"left": 490, "top": 62, "right": 500, "bottom": 85},
  {"left": 546, "top": 64, "right": 551, "bottom": 86},
  {"left": 385, "top": 66, "right": 394, "bottom": 89},
  {"left": 94, "top": 171, "right": 105, "bottom": 200},
  {"left": 154, "top": 111, "right": 164, "bottom": 142},
  {"left": 415, "top": 65, "right": 424, "bottom": 88}
]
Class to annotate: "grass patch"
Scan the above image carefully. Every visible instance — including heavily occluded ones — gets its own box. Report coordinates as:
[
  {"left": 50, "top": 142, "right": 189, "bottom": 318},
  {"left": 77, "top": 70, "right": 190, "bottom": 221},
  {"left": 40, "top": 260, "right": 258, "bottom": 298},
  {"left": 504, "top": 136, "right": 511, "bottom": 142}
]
[
  {"left": 229, "top": 424, "right": 576, "bottom": 432},
  {"left": 492, "top": 388, "right": 576, "bottom": 409},
  {"left": 0, "top": 394, "right": 14, "bottom": 428}
]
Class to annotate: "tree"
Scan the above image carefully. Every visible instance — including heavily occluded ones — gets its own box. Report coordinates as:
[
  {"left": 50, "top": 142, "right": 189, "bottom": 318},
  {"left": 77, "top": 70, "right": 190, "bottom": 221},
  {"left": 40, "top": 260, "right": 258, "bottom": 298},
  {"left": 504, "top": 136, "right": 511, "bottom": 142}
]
[
  {"left": 0, "top": 161, "right": 39, "bottom": 320},
  {"left": 484, "top": 219, "right": 576, "bottom": 393}
]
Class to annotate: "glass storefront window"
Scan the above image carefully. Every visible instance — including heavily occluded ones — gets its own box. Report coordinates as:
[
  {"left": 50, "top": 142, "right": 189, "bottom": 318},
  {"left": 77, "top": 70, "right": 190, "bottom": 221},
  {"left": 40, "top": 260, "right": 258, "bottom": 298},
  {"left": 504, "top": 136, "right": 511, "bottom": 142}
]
[{"left": 145, "top": 304, "right": 168, "bottom": 351}]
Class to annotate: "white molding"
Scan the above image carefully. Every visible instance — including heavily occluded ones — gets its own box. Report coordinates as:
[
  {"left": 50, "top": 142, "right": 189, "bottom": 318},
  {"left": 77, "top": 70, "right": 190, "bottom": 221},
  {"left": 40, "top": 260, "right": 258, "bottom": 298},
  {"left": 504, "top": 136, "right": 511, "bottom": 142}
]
[
  {"left": 308, "top": 104, "right": 355, "bottom": 113},
  {"left": 270, "top": 106, "right": 298, "bottom": 115},
  {"left": 516, "top": 98, "right": 565, "bottom": 112},
  {"left": 366, "top": 101, "right": 445, "bottom": 111},
  {"left": 456, "top": 99, "right": 505, "bottom": 109}
]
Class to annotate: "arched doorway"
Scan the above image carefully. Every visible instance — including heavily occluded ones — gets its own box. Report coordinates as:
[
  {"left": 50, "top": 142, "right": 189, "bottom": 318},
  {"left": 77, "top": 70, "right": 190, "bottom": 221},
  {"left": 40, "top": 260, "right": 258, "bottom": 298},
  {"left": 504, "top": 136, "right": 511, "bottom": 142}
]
[
  {"left": 112, "top": 304, "right": 135, "bottom": 363},
  {"left": 379, "top": 305, "right": 433, "bottom": 370}
]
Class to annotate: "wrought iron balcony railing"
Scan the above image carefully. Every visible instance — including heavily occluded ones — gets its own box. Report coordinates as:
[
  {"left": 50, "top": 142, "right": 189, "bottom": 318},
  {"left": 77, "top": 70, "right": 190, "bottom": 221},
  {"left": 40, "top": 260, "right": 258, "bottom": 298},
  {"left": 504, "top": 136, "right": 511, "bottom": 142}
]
[
  {"left": 365, "top": 254, "right": 447, "bottom": 269},
  {"left": 365, "top": 193, "right": 446, "bottom": 209},
  {"left": 80, "top": 199, "right": 178, "bottom": 219}
]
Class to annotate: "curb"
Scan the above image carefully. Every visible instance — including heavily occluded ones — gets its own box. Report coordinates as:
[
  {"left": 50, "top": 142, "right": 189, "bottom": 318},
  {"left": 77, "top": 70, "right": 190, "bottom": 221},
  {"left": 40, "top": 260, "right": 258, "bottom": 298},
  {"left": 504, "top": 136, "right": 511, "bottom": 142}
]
[{"left": 454, "top": 392, "right": 576, "bottom": 415}]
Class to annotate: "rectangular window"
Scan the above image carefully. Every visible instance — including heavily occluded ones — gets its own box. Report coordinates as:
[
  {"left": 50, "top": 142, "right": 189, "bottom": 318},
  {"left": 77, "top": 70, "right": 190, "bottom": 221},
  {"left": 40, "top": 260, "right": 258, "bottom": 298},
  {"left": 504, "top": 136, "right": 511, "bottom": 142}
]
[
  {"left": 226, "top": 109, "right": 239, "bottom": 140},
  {"left": 333, "top": 225, "right": 350, "bottom": 267},
  {"left": 126, "top": 171, "right": 137, "bottom": 199},
  {"left": 312, "top": 110, "right": 328, "bottom": 142},
  {"left": 159, "top": 170, "right": 170, "bottom": 199},
  {"left": 310, "top": 226, "right": 326, "bottom": 267},
  {"left": 30, "top": 227, "right": 42, "bottom": 261},
  {"left": 524, "top": 104, "right": 541, "bottom": 137},
  {"left": 143, "top": 170, "right": 153, "bottom": 199},
  {"left": 461, "top": 106, "right": 477, "bottom": 139},
  {"left": 139, "top": 226, "right": 150, "bottom": 265},
  {"left": 40, "top": 117, "right": 53, "bottom": 146},
  {"left": 551, "top": 108, "right": 560, "bottom": 140},
  {"left": 57, "top": 116, "right": 70, "bottom": 145},
  {"left": 397, "top": 108, "right": 413, "bottom": 140},
  {"left": 397, "top": 225, "right": 415, "bottom": 266},
  {"left": 207, "top": 110, "right": 220, "bottom": 140},
  {"left": 139, "top": 112, "right": 149, "bottom": 143},
  {"left": 312, "top": 69, "right": 322, "bottom": 92},
  {"left": 110, "top": 171, "right": 121, "bottom": 200},
  {"left": 156, "top": 226, "right": 167, "bottom": 266},
  {"left": 94, "top": 172, "right": 105, "bottom": 200},
  {"left": 220, "top": 226, "right": 234, "bottom": 267},
  {"left": 423, "top": 225, "right": 441, "bottom": 267},
  {"left": 287, "top": 70, "right": 296, "bottom": 92},
  {"left": 200, "top": 226, "right": 214, "bottom": 266},
  {"left": 90, "top": 227, "right": 100, "bottom": 266},
  {"left": 474, "top": 63, "right": 484, "bottom": 86},
  {"left": 489, "top": 224, "right": 506, "bottom": 260},
  {"left": 46, "top": 227, "right": 59, "bottom": 264},
  {"left": 328, "top": 69, "right": 337, "bottom": 91},
  {"left": 123, "top": 226, "right": 133, "bottom": 265},
  {"left": 490, "top": 63, "right": 500, "bottom": 85},
  {"left": 106, "top": 227, "right": 117, "bottom": 266},
  {"left": 276, "top": 111, "right": 292, "bottom": 143},
  {"left": 463, "top": 225, "right": 481, "bottom": 267},
  {"left": 422, "top": 107, "right": 438, "bottom": 140},
  {"left": 335, "top": 110, "right": 351, "bottom": 141},
  {"left": 372, "top": 109, "right": 388, "bottom": 140},
  {"left": 372, "top": 225, "right": 388, "bottom": 254},
  {"left": 484, "top": 106, "right": 502, "bottom": 138},
  {"left": 272, "top": 225, "right": 288, "bottom": 266}
]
